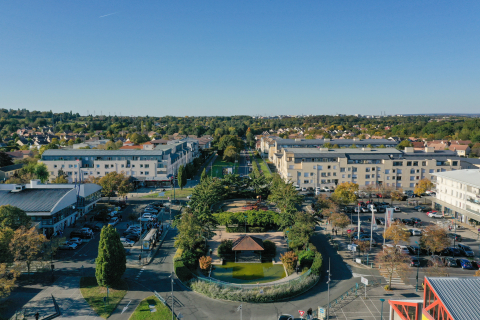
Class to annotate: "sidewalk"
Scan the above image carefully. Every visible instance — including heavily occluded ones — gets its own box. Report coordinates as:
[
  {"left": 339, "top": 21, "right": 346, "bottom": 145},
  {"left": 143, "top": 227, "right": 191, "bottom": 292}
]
[{"left": 15, "top": 276, "right": 100, "bottom": 320}]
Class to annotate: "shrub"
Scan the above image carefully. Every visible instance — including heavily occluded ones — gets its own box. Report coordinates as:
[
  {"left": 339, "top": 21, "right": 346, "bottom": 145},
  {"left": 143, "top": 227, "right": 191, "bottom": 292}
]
[
  {"left": 182, "top": 250, "right": 197, "bottom": 269},
  {"left": 310, "top": 252, "right": 323, "bottom": 275},
  {"left": 218, "top": 240, "right": 233, "bottom": 258},
  {"left": 226, "top": 226, "right": 245, "bottom": 233},
  {"left": 249, "top": 227, "right": 265, "bottom": 233},
  {"left": 263, "top": 240, "right": 276, "bottom": 257},
  {"left": 174, "top": 260, "right": 193, "bottom": 283},
  {"left": 189, "top": 273, "right": 319, "bottom": 302},
  {"left": 199, "top": 256, "right": 212, "bottom": 270},
  {"left": 280, "top": 251, "right": 298, "bottom": 274},
  {"left": 384, "top": 285, "right": 391, "bottom": 291},
  {"left": 298, "top": 250, "right": 315, "bottom": 269},
  {"left": 173, "top": 248, "right": 184, "bottom": 262}
]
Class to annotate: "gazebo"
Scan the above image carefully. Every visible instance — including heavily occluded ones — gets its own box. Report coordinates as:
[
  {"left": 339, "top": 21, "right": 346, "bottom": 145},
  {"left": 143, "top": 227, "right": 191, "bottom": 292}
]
[{"left": 232, "top": 235, "right": 264, "bottom": 263}]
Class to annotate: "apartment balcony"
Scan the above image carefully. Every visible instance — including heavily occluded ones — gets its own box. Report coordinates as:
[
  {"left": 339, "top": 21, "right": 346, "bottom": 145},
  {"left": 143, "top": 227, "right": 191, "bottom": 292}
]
[{"left": 467, "top": 198, "right": 480, "bottom": 206}]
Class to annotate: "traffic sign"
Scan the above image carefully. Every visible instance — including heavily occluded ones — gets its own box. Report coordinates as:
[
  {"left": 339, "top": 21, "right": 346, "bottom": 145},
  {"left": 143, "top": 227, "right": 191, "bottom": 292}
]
[
  {"left": 299, "top": 310, "right": 305, "bottom": 317},
  {"left": 318, "top": 307, "right": 326, "bottom": 319},
  {"left": 361, "top": 277, "right": 369, "bottom": 285}
]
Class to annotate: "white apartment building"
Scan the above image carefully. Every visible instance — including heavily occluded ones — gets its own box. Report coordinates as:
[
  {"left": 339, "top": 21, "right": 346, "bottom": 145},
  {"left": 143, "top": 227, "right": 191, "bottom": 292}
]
[
  {"left": 41, "top": 139, "right": 198, "bottom": 187},
  {"left": 431, "top": 169, "right": 480, "bottom": 224},
  {"left": 271, "top": 146, "right": 477, "bottom": 191},
  {"left": 259, "top": 137, "right": 398, "bottom": 161}
]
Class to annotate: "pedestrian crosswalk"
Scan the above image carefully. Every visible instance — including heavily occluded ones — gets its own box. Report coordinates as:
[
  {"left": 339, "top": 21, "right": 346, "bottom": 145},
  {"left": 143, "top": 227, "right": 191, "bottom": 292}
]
[{"left": 378, "top": 269, "right": 413, "bottom": 288}]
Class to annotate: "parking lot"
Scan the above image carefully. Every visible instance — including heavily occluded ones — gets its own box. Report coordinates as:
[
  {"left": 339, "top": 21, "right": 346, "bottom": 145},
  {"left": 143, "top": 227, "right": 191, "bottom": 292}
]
[{"left": 338, "top": 198, "right": 480, "bottom": 283}]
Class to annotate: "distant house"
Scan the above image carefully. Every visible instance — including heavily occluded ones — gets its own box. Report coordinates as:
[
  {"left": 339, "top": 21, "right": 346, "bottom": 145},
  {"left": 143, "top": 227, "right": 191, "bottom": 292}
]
[
  {"left": 6, "top": 150, "right": 33, "bottom": 159},
  {"left": 0, "top": 163, "right": 24, "bottom": 180},
  {"left": 449, "top": 144, "right": 471, "bottom": 157},
  {"left": 412, "top": 141, "right": 425, "bottom": 150}
]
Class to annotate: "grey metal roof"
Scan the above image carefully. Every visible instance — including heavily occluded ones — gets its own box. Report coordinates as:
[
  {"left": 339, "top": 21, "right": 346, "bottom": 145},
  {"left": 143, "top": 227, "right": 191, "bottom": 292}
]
[
  {"left": 42, "top": 149, "right": 170, "bottom": 156},
  {"left": 0, "top": 164, "right": 24, "bottom": 172},
  {"left": 283, "top": 148, "right": 402, "bottom": 158},
  {"left": 0, "top": 188, "right": 72, "bottom": 212},
  {"left": 427, "top": 277, "right": 480, "bottom": 319}
]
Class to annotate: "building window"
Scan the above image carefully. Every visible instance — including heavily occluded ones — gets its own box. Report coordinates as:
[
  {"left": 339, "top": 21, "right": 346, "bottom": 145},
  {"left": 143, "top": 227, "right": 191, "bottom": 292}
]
[
  {"left": 304, "top": 180, "right": 309, "bottom": 184},
  {"left": 104, "top": 165, "right": 108, "bottom": 169},
  {"left": 385, "top": 169, "right": 390, "bottom": 174},
  {"left": 397, "top": 176, "right": 402, "bottom": 181},
  {"left": 397, "top": 169, "right": 402, "bottom": 174},
  {"left": 51, "top": 171, "right": 54, "bottom": 175},
  {"left": 452, "top": 161, "right": 458, "bottom": 166},
  {"left": 429, "top": 169, "right": 434, "bottom": 173},
  {"left": 304, "top": 173, "right": 309, "bottom": 177},
  {"left": 422, "top": 161, "right": 426, "bottom": 166},
  {"left": 406, "top": 161, "right": 412, "bottom": 166},
  {"left": 365, "top": 181, "right": 370, "bottom": 185},
  {"left": 69, "top": 164, "right": 73, "bottom": 168},
  {"left": 110, "top": 164, "right": 114, "bottom": 168},
  {"left": 321, "top": 179, "right": 326, "bottom": 184},
  {"left": 342, "top": 174, "right": 345, "bottom": 178},
  {"left": 348, "top": 174, "right": 351, "bottom": 178},
  {"left": 413, "top": 161, "right": 418, "bottom": 166},
  {"left": 97, "top": 172, "right": 100, "bottom": 175},
  {"left": 318, "top": 166, "right": 323, "bottom": 170},
  {"left": 121, "top": 164, "right": 124, "bottom": 168},
  {"left": 410, "top": 169, "right": 415, "bottom": 174},
  {"left": 352, "top": 167, "right": 357, "bottom": 172},
  {"left": 145, "top": 164, "right": 149, "bottom": 168},
  {"left": 410, "top": 183, "right": 415, "bottom": 188},
  {"left": 340, "top": 168, "right": 345, "bottom": 172},
  {"left": 366, "top": 168, "right": 370, "bottom": 172},
  {"left": 96, "top": 164, "right": 100, "bottom": 168},
  {"left": 387, "top": 176, "right": 390, "bottom": 180},
  {"left": 289, "top": 165, "right": 294, "bottom": 169},
  {"left": 365, "top": 174, "right": 370, "bottom": 179},
  {"left": 54, "top": 165, "right": 57, "bottom": 168},
  {"left": 410, "top": 176, "right": 415, "bottom": 181},
  {"left": 131, "top": 171, "right": 136, "bottom": 175},
  {"left": 145, "top": 171, "right": 149, "bottom": 175}
]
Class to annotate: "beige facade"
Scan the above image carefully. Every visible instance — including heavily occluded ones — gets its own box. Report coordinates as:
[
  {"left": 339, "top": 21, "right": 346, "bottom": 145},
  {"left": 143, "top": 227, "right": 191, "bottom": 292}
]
[{"left": 272, "top": 147, "right": 475, "bottom": 191}]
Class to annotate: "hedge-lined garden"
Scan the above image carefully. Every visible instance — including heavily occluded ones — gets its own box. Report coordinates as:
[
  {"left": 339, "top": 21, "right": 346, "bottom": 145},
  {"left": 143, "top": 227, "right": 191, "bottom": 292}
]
[{"left": 214, "top": 210, "right": 280, "bottom": 233}]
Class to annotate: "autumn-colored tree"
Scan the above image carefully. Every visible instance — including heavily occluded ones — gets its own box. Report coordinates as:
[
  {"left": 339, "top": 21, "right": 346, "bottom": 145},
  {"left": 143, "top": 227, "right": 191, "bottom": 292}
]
[
  {"left": 330, "top": 212, "right": 351, "bottom": 234},
  {"left": 375, "top": 247, "right": 410, "bottom": 289},
  {"left": 425, "top": 263, "right": 449, "bottom": 277},
  {"left": 390, "top": 189, "right": 404, "bottom": 206},
  {"left": 9, "top": 226, "right": 47, "bottom": 277},
  {"left": 199, "top": 256, "right": 212, "bottom": 270},
  {"left": 355, "top": 240, "right": 370, "bottom": 256},
  {"left": 384, "top": 222, "right": 410, "bottom": 245},
  {"left": 280, "top": 251, "right": 298, "bottom": 274},
  {"left": 0, "top": 263, "right": 19, "bottom": 299},
  {"left": 331, "top": 182, "right": 359, "bottom": 205},
  {"left": 415, "top": 178, "right": 434, "bottom": 203},
  {"left": 98, "top": 172, "right": 130, "bottom": 202},
  {"left": 51, "top": 175, "right": 68, "bottom": 184},
  {"left": 421, "top": 225, "right": 450, "bottom": 255},
  {"left": 475, "top": 270, "right": 480, "bottom": 277}
]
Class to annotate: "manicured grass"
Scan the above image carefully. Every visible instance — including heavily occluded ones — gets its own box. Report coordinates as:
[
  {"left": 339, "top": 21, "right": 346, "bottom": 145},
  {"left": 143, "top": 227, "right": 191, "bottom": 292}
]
[
  {"left": 80, "top": 277, "right": 128, "bottom": 319},
  {"left": 129, "top": 295, "right": 177, "bottom": 320},
  {"left": 257, "top": 158, "right": 272, "bottom": 178},
  {"left": 211, "top": 158, "right": 238, "bottom": 178},
  {"left": 141, "top": 188, "right": 194, "bottom": 199}
]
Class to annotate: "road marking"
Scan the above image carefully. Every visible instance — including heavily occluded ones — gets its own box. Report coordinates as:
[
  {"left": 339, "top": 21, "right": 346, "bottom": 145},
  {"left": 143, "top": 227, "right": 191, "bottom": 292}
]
[{"left": 121, "top": 300, "right": 132, "bottom": 314}]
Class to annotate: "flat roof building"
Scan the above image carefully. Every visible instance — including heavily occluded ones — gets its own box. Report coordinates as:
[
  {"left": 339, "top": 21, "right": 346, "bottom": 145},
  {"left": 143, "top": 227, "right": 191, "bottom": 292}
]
[{"left": 0, "top": 180, "right": 102, "bottom": 237}]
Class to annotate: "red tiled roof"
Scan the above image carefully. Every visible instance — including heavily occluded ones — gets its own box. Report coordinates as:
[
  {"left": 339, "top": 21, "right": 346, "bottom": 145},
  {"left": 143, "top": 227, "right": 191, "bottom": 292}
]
[
  {"left": 232, "top": 235, "right": 264, "bottom": 251},
  {"left": 119, "top": 145, "right": 142, "bottom": 149}
]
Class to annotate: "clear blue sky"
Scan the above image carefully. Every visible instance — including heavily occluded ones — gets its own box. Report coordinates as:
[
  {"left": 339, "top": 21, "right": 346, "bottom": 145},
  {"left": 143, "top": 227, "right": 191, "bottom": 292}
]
[{"left": 1, "top": 1, "right": 479, "bottom": 116}]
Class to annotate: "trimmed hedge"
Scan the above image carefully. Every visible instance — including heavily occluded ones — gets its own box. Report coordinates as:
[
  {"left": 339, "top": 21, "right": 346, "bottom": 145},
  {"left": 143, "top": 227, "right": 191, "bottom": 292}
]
[
  {"left": 310, "top": 252, "right": 323, "bottom": 275},
  {"left": 190, "top": 273, "right": 319, "bottom": 303},
  {"left": 174, "top": 260, "right": 193, "bottom": 283},
  {"left": 226, "top": 226, "right": 246, "bottom": 233},
  {"left": 173, "top": 248, "right": 184, "bottom": 262}
]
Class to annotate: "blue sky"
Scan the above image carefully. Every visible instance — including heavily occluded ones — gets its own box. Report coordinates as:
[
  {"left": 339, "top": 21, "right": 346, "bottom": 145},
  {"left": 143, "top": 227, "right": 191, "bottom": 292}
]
[{"left": 1, "top": 1, "right": 479, "bottom": 116}]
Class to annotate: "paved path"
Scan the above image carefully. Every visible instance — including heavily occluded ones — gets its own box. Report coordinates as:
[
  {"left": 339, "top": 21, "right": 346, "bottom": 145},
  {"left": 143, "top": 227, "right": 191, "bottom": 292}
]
[{"left": 19, "top": 276, "right": 100, "bottom": 320}]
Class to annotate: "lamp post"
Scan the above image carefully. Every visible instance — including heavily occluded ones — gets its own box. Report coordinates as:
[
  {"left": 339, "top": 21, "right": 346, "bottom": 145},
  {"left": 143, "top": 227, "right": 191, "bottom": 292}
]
[
  {"left": 326, "top": 258, "right": 331, "bottom": 320},
  {"left": 415, "top": 241, "right": 420, "bottom": 292},
  {"left": 380, "top": 298, "right": 385, "bottom": 320},
  {"left": 170, "top": 271, "right": 175, "bottom": 320}
]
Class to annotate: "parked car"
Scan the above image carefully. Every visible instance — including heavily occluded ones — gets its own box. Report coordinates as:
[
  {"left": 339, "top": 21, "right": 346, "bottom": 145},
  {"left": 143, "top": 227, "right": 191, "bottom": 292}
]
[
  {"left": 70, "top": 230, "right": 93, "bottom": 239},
  {"left": 409, "top": 228, "right": 422, "bottom": 236},
  {"left": 428, "top": 212, "right": 444, "bottom": 219},
  {"left": 407, "top": 245, "right": 426, "bottom": 255},
  {"left": 442, "top": 257, "right": 458, "bottom": 267},
  {"left": 358, "top": 237, "right": 377, "bottom": 246},
  {"left": 447, "top": 233, "right": 462, "bottom": 242},
  {"left": 68, "top": 238, "right": 83, "bottom": 245},
  {"left": 393, "top": 206, "right": 401, "bottom": 212},
  {"left": 411, "top": 217, "right": 422, "bottom": 225},
  {"left": 471, "top": 261, "right": 480, "bottom": 269},
  {"left": 94, "top": 214, "right": 110, "bottom": 222},
  {"left": 108, "top": 217, "right": 119, "bottom": 226},
  {"left": 456, "top": 259, "right": 475, "bottom": 270},
  {"left": 402, "top": 219, "right": 414, "bottom": 226},
  {"left": 120, "top": 238, "right": 135, "bottom": 247},
  {"left": 278, "top": 315, "right": 294, "bottom": 320},
  {"left": 83, "top": 223, "right": 101, "bottom": 232},
  {"left": 125, "top": 234, "right": 140, "bottom": 242},
  {"left": 429, "top": 255, "right": 443, "bottom": 267},
  {"left": 80, "top": 228, "right": 94, "bottom": 235},
  {"left": 414, "top": 206, "right": 429, "bottom": 212},
  {"left": 396, "top": 245, "right": 410, "bottom": 255},
  {"left": 410, "top": 256, "right": 420, "bottom": 267},
  {"left": 377, "top": 217, "right": 386, "bottom": 225},
  {"left": 59, "top": 242, "right": 78, "bottom": 250},
  {"left": 347, "top": 227, "right": 365, "bottom": 234},
  {"left": 457, "top": 244, "right": 474, "bottom": 257}
]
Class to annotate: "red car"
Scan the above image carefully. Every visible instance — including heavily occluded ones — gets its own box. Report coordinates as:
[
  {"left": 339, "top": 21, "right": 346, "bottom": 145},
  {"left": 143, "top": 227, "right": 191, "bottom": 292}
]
[
  {"left": 426, "top": 210, "right": 438, "bottom": 216},
  {"left": 347, "top": 227, "right": 365, "bottom": 234}
]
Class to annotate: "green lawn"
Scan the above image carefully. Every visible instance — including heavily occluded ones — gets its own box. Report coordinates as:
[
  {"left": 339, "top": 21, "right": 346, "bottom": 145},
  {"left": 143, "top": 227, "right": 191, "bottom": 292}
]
[
  {"left": 211, "top": 158, "right": 238, "bottom": 178},
  {"left": 141, "top": 188, "right": 194, "bottom": 199},
  {"left": 257, "top": 158, "right": 272, "bottom": 178},
  {"left": 80, "top": 277, "right": 128, "bottom": 319},
  {"left": 129, "top": 295, "right": 177, "bottom": 320}
]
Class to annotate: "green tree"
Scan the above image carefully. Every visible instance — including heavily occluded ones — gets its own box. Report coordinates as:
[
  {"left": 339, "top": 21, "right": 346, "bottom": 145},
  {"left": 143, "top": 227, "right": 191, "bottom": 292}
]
[
  {"left": 0, "top": 227, "right": 14, "bottom": 263},
  {"left": 177, "top": 165, "right": 187, "bottom": 190},
  {"left": 0, "top": 151, "right": 14, "bottom": 167},
  {"left": 173, "top": 212, "right": 203, "bottom": 251},
  {"left": 200, "top": 168, "right": 207, "bottom": 182},
  {"left": 34, "top": 163, "right": 49, "bottom": 183},
  {"left": 396, "top": 140, "right": 413, "bottom": 150},
  {"left": 0, "top": 205, "right": 31, "bottom": 230},
  {"left": 223, "top": 145, "right": 237, "bottom": 162},
  {"left": 95, "top": 225, "right": 126, "bottom": 286},
  {"left": 117, "top": 179, "right": 133, "bottom": 199}
]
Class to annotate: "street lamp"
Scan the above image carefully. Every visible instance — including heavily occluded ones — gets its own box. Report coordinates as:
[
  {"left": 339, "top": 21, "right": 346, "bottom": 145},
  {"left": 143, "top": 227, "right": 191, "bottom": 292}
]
[
  {"left": 415, "top": 241, "right": 420, "bottom": 292},
  {"left": 170, "top": 271, "right": 175, "bottom": 320},
  {"left": 380, "top": 298, "right": 385, "bottom": 320}
]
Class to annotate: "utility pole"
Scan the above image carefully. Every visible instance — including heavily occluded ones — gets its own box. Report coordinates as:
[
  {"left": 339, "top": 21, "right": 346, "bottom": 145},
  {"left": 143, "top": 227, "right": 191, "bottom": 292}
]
[
  {"left": 171, "top": 271, "right": 174, "bottom": 320},
  {"left": 326, "top": 258, "right": 331, "bottom": 319}
]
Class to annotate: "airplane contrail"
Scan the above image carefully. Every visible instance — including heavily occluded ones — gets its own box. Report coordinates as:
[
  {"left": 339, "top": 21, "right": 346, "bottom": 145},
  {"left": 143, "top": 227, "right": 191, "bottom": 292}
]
[{"left": 99, "top": 12, "right": 118, "bottom": 18}]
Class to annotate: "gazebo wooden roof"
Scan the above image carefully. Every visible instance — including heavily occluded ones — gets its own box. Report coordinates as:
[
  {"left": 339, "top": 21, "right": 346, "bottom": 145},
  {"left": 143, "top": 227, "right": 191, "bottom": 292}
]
[{"left": 232, "top": 235, "right": 264, "bottom": 251}]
